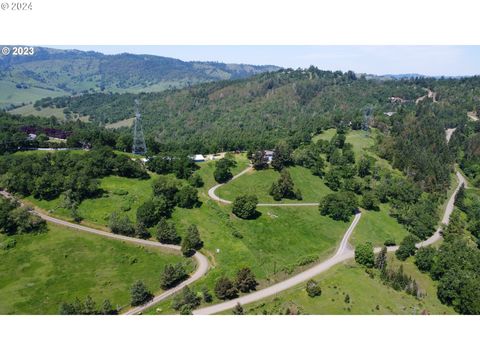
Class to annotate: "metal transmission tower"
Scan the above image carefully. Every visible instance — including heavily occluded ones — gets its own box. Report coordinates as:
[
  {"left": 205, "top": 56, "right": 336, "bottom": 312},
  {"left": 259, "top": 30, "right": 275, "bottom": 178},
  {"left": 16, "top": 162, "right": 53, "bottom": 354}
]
[
  {"left": 132, "top": 100, "right": 147, "bottom": 155},
  {"left": 362, "top": 105, "right": 374, "bottom": 133}
]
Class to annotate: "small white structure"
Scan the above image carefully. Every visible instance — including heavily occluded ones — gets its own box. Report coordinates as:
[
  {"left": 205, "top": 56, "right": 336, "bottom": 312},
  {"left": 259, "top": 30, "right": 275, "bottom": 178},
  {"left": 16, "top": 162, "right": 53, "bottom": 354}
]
[
  {"left": 264, "top": 150, "right": 274, "bottom": 163},
  {"left": 192, "top": 154, "right": 205, "bottom": 162},
  {"left": 384, "top": 111, "right": 396, "bottom": 117},
  {"left": 27, "top": 133, "right": 37, "bottom": 140}
]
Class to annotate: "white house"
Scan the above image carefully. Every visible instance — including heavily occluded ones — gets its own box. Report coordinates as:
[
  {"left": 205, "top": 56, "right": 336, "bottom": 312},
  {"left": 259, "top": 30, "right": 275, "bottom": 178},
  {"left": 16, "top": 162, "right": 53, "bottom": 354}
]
[{"left": 192, "top": 154, "right": 205, "bottom": 162}]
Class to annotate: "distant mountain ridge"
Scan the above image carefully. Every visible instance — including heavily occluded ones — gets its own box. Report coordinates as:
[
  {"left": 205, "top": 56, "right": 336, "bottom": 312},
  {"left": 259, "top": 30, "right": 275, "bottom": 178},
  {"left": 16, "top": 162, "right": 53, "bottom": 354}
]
[{"left": 0, "top": 46, "right": 280, "bottom": 107}]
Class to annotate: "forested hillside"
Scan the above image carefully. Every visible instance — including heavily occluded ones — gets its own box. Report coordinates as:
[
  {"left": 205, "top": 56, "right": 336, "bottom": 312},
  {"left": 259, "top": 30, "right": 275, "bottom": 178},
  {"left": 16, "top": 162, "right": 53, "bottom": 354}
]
[{"left": 0, "top": 47, "right": 279, "bottom": 107}]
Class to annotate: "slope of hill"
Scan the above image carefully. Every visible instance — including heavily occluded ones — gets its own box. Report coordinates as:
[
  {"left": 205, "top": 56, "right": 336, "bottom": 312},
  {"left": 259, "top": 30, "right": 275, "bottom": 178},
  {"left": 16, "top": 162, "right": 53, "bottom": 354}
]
[
  {"left": 0, "top": 47, "right": 280, "bottom": 107},
  {"left": 40, "top": 68, "right": 480, "bottom": 155}
]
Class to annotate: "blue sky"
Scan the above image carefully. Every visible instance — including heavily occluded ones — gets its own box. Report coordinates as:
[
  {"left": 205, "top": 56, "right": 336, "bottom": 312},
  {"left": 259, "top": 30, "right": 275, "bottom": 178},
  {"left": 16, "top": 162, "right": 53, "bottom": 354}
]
[{"left": 52, "top": 46, "right": 480, "bottom": 76}]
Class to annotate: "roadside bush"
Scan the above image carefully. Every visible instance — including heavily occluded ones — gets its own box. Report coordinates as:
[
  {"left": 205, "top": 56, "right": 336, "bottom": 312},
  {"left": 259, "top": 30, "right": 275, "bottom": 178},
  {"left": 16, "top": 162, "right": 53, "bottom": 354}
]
[
  {"left": 214, "top": 277, "right": 238, "bottom": 300},
  {"left": 396, "top": 234, "right": 419, "bottom": 261},
  {"left": 235, "top": 267, "right": 258, "bottom": 293},
  {"left": 232, "top": 195, "right": 258, "bottom": 219},
  {"left": 355, "top": 242, "right": 375, "bottom": 268},
  {"left": 130, "top": 280, "right": 153, "bottom": 306},
  {"left": 181, "top": 224, "right": 203, "bottom": 256},
  {"left": 172, "top": 286, "right": 201, "bottom": 314},
  {"left": 156, "top": 217, "right": 181, "bottom": 244},
  {"left": 384, "top": 238, "right": 396, "bottom": 247},
  {"left": 306, "top": 280, "right": 322, "bottom": 297},
  {"left": 135, "top": 222, "right": 150, "bottom": 239},
  {"left": 160, "top": 263, "right": 188, "bottom": 289},
  {"left": 109, "top": 212, "right": 135, "bottom": 236},
  {"left": 414, "top": 246, "right": 437, "bottom": 272}
]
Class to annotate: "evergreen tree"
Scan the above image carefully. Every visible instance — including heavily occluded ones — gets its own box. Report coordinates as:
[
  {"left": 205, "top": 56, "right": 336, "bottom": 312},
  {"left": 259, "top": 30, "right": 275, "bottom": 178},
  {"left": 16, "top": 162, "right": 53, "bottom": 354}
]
[
  {"left": 214, "top": 277, "right": 238, "bottom": 300},
  {"left": 180, "top": 236, "right": 194, "bottom": 257},
  {"left": 375, "top": 246, "right": 387, "bottom": 271},
  {"left": 232, "top": 303, "right": 244, "bottom": 315},
  {"left": 161, "top": 263, "right": 188, "bottom": 289},
  {"left": 271, "top": 140, "right": 293, "bottom": 171},
  {"left": 156, "top": 217, "right": 181, "bottom": 244},
  {"left": 130, "top": 280, "right": 153, "bottom": 306},
  {"left": 235, "top": 267, "right": 258, "bottom": 293},
  {"left": 269, "top": 169, "right": 300, "bottom": 200},
  {"left": 185, "top": 224, "right": 203, "bottom": 250},
  {"left": 306, "top": 280, "right": 322, "bottom": 297}
]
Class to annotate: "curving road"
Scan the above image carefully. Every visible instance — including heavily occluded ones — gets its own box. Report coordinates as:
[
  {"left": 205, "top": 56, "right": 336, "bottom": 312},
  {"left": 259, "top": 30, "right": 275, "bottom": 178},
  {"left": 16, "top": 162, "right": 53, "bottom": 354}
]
[
  {"left": 0, "top": 121, "right": 464, "bottom": 315},
  {"left": 0, "top": 190, "right": 209, "bottom": 315},
  {"left": 194, "top": 129, "right": 465, "bottom": 314},
  {"left": 209, "top": 165, "right": 319, "bottom": 207}
]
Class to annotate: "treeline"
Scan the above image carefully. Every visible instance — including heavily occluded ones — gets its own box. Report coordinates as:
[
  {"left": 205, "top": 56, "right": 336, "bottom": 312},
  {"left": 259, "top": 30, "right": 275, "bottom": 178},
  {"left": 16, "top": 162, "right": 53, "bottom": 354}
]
[
  {"left": 0, "top": 197, "right": 46, "bottom": 235},
  {"left": 377, "top": 106, "right": 454, "bottom": 193},
  {"left": 31, "top": 67, "right": 430, "bottom": 153},
  {"left": 413, "top": 208, "right": 480, "bottom": 314},
  {"left": 0, "top": 147, "right": 148, "bottom": 206}
]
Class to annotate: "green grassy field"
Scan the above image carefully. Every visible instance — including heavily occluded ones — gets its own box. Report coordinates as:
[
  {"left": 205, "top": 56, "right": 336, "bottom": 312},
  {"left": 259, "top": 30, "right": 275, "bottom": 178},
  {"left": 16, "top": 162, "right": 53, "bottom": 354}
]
[
  {"left": 242, "top": 255, "right": 455, "bottom": 315},
  {"left": 217, "top": 166, "right": 332, "bottom": 203},
  {"left": 27, "top": 174, "right": 161, "bottom": 227},
  {"left": 25, "top": 152, "right": 348, "bottom": 290},
  {"left": 351, "top": 204, "right": 409, "bottom": 247},
  {"left": 0, "top": 223, "right": 192, "bottom": 315},
  {"left": 0, "top": 80, "right": 67, "bottom": 107},
  {"left": 17, "top": 149, "right": 412, "bottom": 315},
  {"left": 105, "top": 117, "right": 135, "bottom": 129},
  {"left": 8, "top": 104, "right": 90, "bottom": 122}
]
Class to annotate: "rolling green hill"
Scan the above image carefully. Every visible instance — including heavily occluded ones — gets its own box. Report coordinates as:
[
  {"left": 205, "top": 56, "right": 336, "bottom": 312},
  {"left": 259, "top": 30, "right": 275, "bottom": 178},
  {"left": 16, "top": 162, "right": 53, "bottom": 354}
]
[
  {"left": 0, "top": 223, "right": 192, "bottom": 314},
  {"left": 0, "top": 46, "right": 279, "bottom": 107},
  {"left": 31, "top": 67, "right": 480, "bottom": 156}
]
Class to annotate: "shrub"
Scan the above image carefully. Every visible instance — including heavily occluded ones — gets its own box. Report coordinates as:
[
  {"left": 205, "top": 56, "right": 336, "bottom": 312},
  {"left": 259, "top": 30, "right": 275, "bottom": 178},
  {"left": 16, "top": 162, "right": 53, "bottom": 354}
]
[
  {"left": 160, "top": 263, "right": 188, "bottom": 289},
  {"left": 188, "top": 173, "right": 204, "bottom": 188},
  {"left": 414, "top": 246, "right": 437, "bottom": 272},
  {"left": 361, "top": 191, "right": 379, "bottom": 211},
  {"left": 175, "top": 185, "right": 199, "bottom": 208},
  {"left": 214, "top": 277, "right": 238, "bottom": 300},
  {"left": 384, "top": 238, "right": 396, "bottom": 247},
  {"left": 355, "top": 242, "right": 375, "bottom": 268},
  {"left": 232, "top": 303, "right": 244, "bottom": 315},
  {"left": 109, "top": 212, "right": 135, "bottom": 236},
  {"left": 396, "top": 234, "right": 419, "bottom": 261},
  {"left": 130, "top": 280, "right": 153, "bottom": 306},
  {"left": 235, "top": 267, "right": 258, "bottom": 293},
  {"left": 156, "top": 217, "right": 181, "bottom": 244},
  {"left": 232, "top": 195, "right": 258, "bottom": 219},
  {"left": 306, "top": 280, "right": 322, "bottom": 297},
  {"left": 172, "top": 286, "right": 201, "bottom": 313}
]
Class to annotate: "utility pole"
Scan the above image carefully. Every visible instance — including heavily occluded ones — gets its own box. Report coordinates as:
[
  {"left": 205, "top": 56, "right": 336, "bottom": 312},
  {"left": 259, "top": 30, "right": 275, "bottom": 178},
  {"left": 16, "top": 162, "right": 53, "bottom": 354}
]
[{"left": 132, "top": 99, "right": 147, "bottom": 155}]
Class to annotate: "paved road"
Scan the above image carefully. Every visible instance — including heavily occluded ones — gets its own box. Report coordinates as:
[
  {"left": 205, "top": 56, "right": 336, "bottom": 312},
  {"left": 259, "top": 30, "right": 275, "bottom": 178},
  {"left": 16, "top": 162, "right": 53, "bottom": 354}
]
[{"left": 0, "top": 190, "right": 210, "bottom": 315}]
